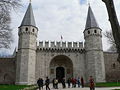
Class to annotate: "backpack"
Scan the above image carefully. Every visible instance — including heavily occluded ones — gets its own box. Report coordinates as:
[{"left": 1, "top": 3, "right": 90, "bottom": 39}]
[{"left": 54, "top": 79, "right": 58, "bottom": 84}]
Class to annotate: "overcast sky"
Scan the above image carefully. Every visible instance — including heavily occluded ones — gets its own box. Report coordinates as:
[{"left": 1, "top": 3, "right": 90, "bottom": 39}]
[{"left": 0, "top": 0, "right": 120, "bottom": 55}]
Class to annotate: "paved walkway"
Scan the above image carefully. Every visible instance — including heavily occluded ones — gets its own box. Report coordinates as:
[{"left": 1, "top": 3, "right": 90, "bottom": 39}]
[{"left": 37, "top": 84, "right": 120, "bottom": 90}]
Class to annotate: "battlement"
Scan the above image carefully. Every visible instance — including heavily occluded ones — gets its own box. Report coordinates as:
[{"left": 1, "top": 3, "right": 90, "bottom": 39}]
[{"left": 37, "top": 41, "right": 84, "bottom": 49}]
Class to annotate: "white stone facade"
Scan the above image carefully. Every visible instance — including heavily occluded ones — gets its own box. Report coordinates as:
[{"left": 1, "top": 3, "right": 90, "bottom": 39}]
[
  {"left": 35, "top": 42, "right": 85, "bottom": 82},
  {"left": 15, "top": 3, "right": 106, "bottom": 85},
  {"left": 84, "top": 28, "right": 105, "bottom": 82},
  {"left": 34, "top": 27, "right": 105, "bottom": 84},
  {"left": 16, "top": 26, "right": 38, "bottom": 85},
  {"left": 16, "top": 30, "right": 106, "bottom": 85}
]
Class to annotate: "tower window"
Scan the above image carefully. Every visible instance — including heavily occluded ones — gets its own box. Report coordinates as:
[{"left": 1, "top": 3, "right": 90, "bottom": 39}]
[
  {"left": 33, "top": 29, "right": 34, "bottom": 32},
  {"left": 50, "top": 69, "right": 54, "bottom": 74},
  {"left": 88, "top": 31, "right": 90, "bottom": 34},
  {"left": 112, "top": 63, "right": 116, "bottom": 69},
  {"left": 25, "top": 27, "right": 28, "bottom": 31},
  {"left": 94, "top": 30, "right": 97, "bottom": 33}
]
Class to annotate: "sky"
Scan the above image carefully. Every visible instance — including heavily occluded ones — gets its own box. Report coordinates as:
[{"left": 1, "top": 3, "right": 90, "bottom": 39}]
[{"left": 0, "top": 0, "right": 120, "bottom": 55}]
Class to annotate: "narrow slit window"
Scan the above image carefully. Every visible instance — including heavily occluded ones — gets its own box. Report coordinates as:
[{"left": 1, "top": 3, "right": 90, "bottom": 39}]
[
  {"left": 112, "top": 63, "right": 116, "bottom": 69},
  {"left": 88, "top": 31, "right": 90, "bottom": 34},
  {"left": 94, "top": 30, "right": 97, "bottom": 33},
  {"left": 26, "top": 27, "right": 28, "bottom": 31},
  {"left": 33, "top": 29, "right": 34, "bottom": 32}
]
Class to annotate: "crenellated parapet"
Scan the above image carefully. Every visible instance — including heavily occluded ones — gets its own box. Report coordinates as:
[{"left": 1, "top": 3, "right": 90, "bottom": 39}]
[{"left": 37, "top": 41, "right": 85, "bottom": 53}]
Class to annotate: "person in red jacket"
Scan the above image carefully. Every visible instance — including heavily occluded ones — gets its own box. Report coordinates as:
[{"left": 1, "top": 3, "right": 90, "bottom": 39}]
[
  {"left": 89, "top": 76, "right": 95, "bottom": 90},
  {"left": 81, "top": 77, "right": 84, "bottom": 88}
]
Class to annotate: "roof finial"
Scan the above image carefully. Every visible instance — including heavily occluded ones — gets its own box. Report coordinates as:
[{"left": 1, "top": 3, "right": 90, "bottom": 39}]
[
  {"left": 88, "top": 0, "right": 90, "bottom": 6},
  {"left": 88, "top": 3, "right": 90, "bottom": 6},
  {"left": 29, "top": 0, "right": 31, "bottom": 3}
]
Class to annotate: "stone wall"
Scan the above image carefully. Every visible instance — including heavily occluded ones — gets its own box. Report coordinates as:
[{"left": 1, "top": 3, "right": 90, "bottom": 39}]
[
  {"left": 0, "top": 57, "right": 16, "bottom": 84},
  {"left": 16, "top": 25, "right": 38, "bottom": 85},
  {"left": 104, "top": 52, "right": 120, "bottom": 82},
  {"left": 36, "top": 48, "right": 85, "bottom": 82},
  {"left": 0, "top": 51, "right": 120, "bottom": 84},
  {"left": 84, "top": 28, "right": 105, "bottom": 82}
]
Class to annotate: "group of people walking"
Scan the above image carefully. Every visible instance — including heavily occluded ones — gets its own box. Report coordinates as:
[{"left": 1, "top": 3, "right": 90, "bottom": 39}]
[
  {"left": 37, "top": 77, "right": 50, "bottom": 90},
  {"left": 66, "top": 77, "right": 84, "bottom": 88},
  {"left": 37, "top": 76, "right": 95, "bottom": 90},
  {"left": 52, "top": 78, "right": 66, "bottom": 89}
]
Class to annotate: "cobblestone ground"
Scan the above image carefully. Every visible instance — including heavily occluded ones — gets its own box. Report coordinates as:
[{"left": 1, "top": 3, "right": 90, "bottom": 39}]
[{"left": 37, "top": 84, "right": 120, "bottom": 90}]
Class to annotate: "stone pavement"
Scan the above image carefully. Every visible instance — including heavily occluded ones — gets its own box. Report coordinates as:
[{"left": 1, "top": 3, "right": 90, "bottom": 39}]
[{"left": 37, "top": 84, "right": 120, "bottom": 90}]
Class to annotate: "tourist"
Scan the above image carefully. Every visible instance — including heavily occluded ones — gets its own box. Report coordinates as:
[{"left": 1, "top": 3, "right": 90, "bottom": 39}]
[
  {"left": 54, "top": 78, "right": 58, "bottom": 89},
  {"left": 45, "top": 77, "right": 50, "bottom": 90},
  {"left": 74, "top": 78, "right": 77, "bottom": 87},
  {"left": 37, "top": 78, "right": 43, "bottom": 90},
  {"left": 71, "top": 78, "right": 76, "bottom": 88},
  {"left": 71, "top": 78, "right": 75, "bottom": 88},
  {"left": 52, "top": 78, "right": 55, "bottom": 89},
  {"left": 81, "top": 77, "right": 84, "bottom": 88},
  {"left": 89, "top": 76, "right": 95, "bottom": 90},
  {"left": 67, "top": 78, "right": 71, "bottom": 88},
  {"left": 77, "top": 77, "right": 81, "bottom": 88},
  {"left": 61, "top": 78, "right": 66, "bottom": 88}
]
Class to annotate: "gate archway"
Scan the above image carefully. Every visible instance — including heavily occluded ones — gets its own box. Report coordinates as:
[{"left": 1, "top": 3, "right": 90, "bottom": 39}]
[
  {"left": 50, "top": 55, "right": 73, "bottom": 81},
  {"left": 56, "top": 67, "right": 65, "bottom": 82}
]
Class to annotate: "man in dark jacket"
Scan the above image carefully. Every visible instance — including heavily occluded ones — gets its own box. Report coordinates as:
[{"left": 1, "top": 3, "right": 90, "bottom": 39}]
[
  {"left": 45, "top": 77, "right": 50, "bottom": 90},
  {"left": 37, "top": 78, "right": 43, "bottom": 90},
  {"left": 61, "top": 78, "right": 66, "bottom": 88},
  {"left": 67, "top": 78, "right": 71, "bottom": 88}
]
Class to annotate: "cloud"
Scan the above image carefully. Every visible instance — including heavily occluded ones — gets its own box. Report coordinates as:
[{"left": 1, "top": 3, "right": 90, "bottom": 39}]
[{"left": 1, "top": 0, "right": 120, "bottom": 55}]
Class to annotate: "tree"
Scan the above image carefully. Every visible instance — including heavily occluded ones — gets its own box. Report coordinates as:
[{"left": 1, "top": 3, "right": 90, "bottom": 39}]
[
  {"left": 0, "top": 0, "right": 21, "bottom": 48},
  {"left": 102, "top": 0, "right": 120, "bottom": 62},
  {"left": 104, "top": 30, "right": 116, "bottom": 52}
]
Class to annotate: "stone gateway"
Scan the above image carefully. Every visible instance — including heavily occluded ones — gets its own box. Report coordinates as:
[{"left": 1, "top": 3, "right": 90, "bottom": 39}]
[{"left": 0, "top": 2, "right": 120, "bottom": 85}]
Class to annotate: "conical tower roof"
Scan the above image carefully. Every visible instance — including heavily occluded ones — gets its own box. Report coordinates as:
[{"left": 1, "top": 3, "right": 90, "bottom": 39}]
[
  {"left": 20, "top": 3, "right": 36, "bottom": 27},
  {"left": 85, "top": 6, "right": 99, "bottom": 30}
]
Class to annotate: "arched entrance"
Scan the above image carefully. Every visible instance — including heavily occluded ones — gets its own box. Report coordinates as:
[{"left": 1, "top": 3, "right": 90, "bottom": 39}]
[
  {"left": 50, "top": 55, "right": 73, "bottom": 81},
  {"left": 56, "top": 67, "right": 65, "bottom": 82}
]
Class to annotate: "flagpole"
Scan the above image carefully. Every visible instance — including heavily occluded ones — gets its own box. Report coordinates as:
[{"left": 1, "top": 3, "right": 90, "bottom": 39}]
[{"left": 60, "top": 35, "right": 63, "bottom": 47}]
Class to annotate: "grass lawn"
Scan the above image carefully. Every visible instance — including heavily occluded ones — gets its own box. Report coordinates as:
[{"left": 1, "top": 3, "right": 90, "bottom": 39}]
[
  {"left": 95, "top": 82, "right": 120, "bottom": 87},
  {"left": 0, "top": 85, "right": 31, "bottom": 90}
]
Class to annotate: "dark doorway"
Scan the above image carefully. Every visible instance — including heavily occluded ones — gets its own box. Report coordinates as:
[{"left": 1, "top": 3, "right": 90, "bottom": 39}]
[{"left": 56, "top": 67, "right": 65, "bottom": 82}]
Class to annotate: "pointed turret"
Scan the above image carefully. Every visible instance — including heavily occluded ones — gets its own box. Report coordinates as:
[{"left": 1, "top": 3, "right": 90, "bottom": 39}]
[
  {"left": 84, "top": 6, "right": 105, "bottom": 83},
  {"left": 85, "top": 6, "right": 99, "bottom": 30},
  {"left": 20, "top": 2, "right": 36, "bottom": 27},
  {"left": 16, "top": 2, "right": 38, "bottom": 85}
]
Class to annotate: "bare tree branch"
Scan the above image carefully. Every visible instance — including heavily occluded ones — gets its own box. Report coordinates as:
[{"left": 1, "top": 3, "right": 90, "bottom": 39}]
[
  {"left": 0, "top": 0, "right": 21, "bottom": 48},
  {"left": 104, "top": 30, "right": 116, "bottom": 52},
  {"left": 104, "top": 30, "right": 115, "bottom": 45}
]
